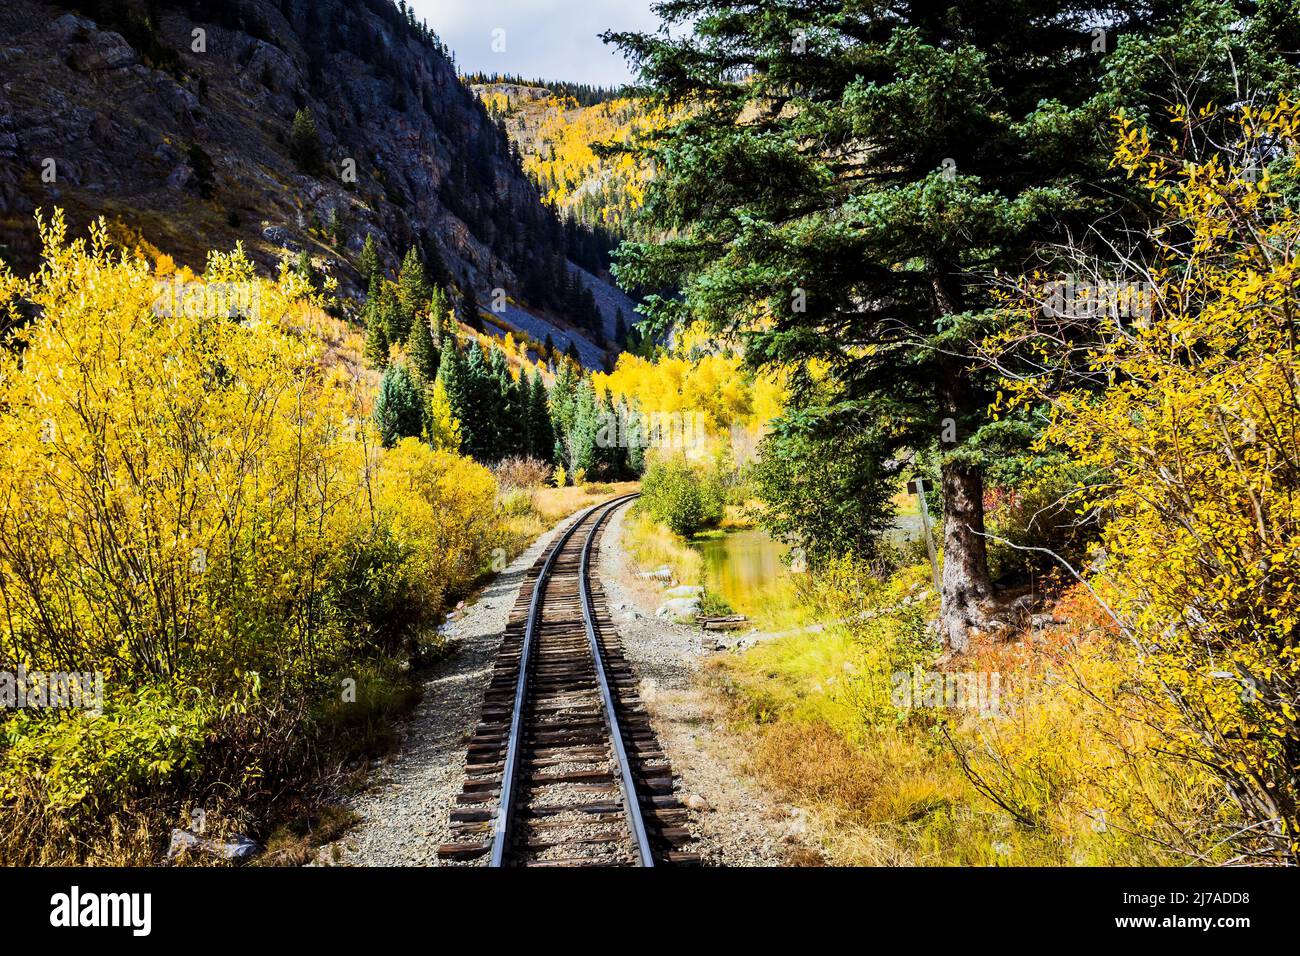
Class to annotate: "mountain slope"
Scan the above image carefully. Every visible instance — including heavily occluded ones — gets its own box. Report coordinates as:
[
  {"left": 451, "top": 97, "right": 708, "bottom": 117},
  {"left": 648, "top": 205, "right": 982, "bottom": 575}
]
[{"left": 0, "top": 0, "right": 624, "bottom": 363}]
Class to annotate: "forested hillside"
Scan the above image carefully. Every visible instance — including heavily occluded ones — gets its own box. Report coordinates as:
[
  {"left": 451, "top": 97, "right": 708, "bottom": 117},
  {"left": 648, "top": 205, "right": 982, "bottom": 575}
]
[
  {"left": 470, "top": 77, "right": 663, "bottom": 248},
  {"left": 0, "top": 0, "right": 623, "bottom": 363}
]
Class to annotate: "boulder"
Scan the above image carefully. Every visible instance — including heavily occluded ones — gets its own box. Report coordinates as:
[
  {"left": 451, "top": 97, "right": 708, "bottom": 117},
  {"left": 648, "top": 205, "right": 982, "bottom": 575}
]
[
  {"left": 47, "top": 13, "right": 95, "bottom": 45},
  {"left": 66, "top": 30, "right": 138, "bottom": 73},
  {"left": 664, "top": 585, "right": 703, "bottom": 599},
  {"left": 262, "top": 225, "right": 291, "bottom": 246},
  {"left": 656, "top": 597, "right": 700, "bottom": 619}
]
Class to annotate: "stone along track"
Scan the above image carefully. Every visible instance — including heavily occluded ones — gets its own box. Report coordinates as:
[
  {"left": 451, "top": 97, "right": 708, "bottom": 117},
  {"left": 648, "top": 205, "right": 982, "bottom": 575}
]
[{"left": 438, "top": 496, "right": 699, "bottom": 867}]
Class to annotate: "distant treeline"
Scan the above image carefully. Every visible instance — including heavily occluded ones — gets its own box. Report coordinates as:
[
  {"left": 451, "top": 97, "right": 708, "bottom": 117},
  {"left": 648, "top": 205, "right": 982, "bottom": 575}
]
[{"left": 462, "top": 72, "right": 627, "bottom": 107}]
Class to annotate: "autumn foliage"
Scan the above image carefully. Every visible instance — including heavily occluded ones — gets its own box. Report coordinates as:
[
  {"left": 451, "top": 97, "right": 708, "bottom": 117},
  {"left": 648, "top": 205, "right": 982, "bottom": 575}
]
[
  {"left": 0, "top": 214, "right": 500, "bottom": 860},
  {"left": 998, "top": 100, "right": 1300, "bottom": 861}
]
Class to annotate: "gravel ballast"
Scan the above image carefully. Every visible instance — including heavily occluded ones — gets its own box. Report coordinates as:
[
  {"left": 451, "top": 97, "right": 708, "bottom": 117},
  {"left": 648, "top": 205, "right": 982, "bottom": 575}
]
[
  {"left": 321, "top": 516, "right": 573, "bottom": 866},
  {"left": 321, "top": 501, "right": 804, "bottom": 867}
]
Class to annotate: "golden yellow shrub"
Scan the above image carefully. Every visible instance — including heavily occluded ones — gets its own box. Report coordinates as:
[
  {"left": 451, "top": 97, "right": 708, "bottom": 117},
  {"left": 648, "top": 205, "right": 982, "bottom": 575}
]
[
  {"left": 0, "top": 213, "right": 505, "bottom": 856},
  {"left": 997, "top": 99, "right": 1300, "bottom": 861}
]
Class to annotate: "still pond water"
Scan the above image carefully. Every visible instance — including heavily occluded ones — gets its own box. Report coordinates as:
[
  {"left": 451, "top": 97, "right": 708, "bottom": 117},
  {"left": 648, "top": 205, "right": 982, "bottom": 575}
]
[{"left": 688, "top": 528, "right": 808, "bottom": 630}]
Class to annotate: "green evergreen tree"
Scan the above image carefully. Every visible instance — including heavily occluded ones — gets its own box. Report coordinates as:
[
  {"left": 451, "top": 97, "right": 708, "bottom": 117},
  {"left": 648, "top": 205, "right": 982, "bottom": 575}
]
[
  {"left": 436, "top": 343, "right": 471, "bottom": 447},
  {"left": 327, "top": 207, "right": 344, "bottom": 247},
  {"left": 289, "top": 107, "right": 323, "bottom": 174},
  {"left": 565, "top": 378, "right": 600, "bottom": 476},
  {"left": 549, "top": 362, "right": 580, "bottom": 441},
  {"left": 528, "top": 370, "right": 554, "bottom": 463},
  {"left": 364, "top": 307, "right": 390, "bottom": 370},
  {"left": 362, "top": 277, "right": 401, "bottom": 346},
  {"left": 487, "top": 347, "right": 523, "bottom": 459},
  {"left": 358, "top": 234, "right": 380, "bottom": 287},
  {"left": 407, "top": 314, "right": 439, "bottom": 385},
  {"left": 397, "top": 247, "right": 430, "bottom": 335},
  {"left": 596, "top": 391, "right": 625, "bottom": 478},
  {"left": 462, "top": 344, "right": 500, "bottom": 461},
  {"left": 373, "top": 363, "right": 423, "bottom": 447},
  {"left": 624, "top": 399, "right": 646, "bottom": 475},
  {"left": 428, "top": 286, "right": 450, "bottom": 348},
  {"left": 605, "top": 1, "right": 1273, "bottom": 649}
]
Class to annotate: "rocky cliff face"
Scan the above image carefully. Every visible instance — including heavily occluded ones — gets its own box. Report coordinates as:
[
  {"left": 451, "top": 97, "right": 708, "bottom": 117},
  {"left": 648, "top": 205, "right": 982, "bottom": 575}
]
[{"left": 0, "top": 0, "right": 565, "bottom": 305}]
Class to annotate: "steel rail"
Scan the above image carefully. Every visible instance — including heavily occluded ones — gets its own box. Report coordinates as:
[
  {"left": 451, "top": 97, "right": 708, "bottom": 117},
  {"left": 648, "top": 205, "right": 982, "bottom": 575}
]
[
  {"left": 579, "top": 495, "right": 654, "bottom": 867},
  {"left": 488, "top": 493, "right": 640, "bottom": 867}
]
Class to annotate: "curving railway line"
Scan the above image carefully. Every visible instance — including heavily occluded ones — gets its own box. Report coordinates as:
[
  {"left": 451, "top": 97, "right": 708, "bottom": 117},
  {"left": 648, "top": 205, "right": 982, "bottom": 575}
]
[{"left": 438, "top": 495, "right": 699, "bottom": 867}]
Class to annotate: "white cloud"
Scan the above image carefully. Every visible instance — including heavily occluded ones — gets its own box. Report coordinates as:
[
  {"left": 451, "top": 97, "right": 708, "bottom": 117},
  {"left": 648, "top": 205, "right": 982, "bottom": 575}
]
[{"left": 408, "top": 0, "right": 659, "bottom": 86}]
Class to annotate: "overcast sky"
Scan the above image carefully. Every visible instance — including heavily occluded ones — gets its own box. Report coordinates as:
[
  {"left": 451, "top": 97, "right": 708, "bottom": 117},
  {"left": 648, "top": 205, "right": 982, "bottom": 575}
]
[{"left": 408, "top": 0, "right": 661, "bottom": 87}]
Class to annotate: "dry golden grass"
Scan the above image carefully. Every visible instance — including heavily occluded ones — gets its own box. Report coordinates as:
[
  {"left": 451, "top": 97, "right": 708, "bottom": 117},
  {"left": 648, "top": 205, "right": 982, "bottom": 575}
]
[
  {"left": 0, "top": 802, "right": 159, "bottom": 866},
  {"left": 713, "top": 578, "right": 1222, "bottom": 867},
  {"left": 532, "top": 481, "right": 640, "bottom": 525},
  {"left": 493, "top": 481, "right": 640, "bottom": 575},
  {"left": 618, "top": 511, "right": 703, "bottom": 583},
  {"left": 258, "top": 805, "right": 360, "bottom": 867}
]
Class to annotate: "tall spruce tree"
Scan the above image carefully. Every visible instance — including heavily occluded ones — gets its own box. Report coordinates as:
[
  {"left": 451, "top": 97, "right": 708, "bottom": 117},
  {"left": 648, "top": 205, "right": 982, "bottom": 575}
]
[
  {"left": 396, "top": 248, "right": 430, "bottom": 337},
  {"left": 428, "top": 286, "right": 451, "bottom": 348},
  {"left": 594, "top": 391, "right": 625, "bottom": 478},
  {"left": 604, "top": 0, "right": 1198, "bottom": 650},
  {"left": 358, "top": 234, "right": 380, "bottom": 288},
  {"left": 364, "top": 293, "right": 390, "bottom": 370},
  {"left": 407, "top": 314, "right": 439, "bottom": 385},
  {"left": 489, "top": 347, "right": 524, "bottom": 458},
  {"left": 374, "top": 363, "right": 423, "bottom": 447},
  {"left": 289, "top": 107, "right": 323, "bottom": 174},
  {"left": 436, "top": 343, "right": 471, "bottom": 449},
  {"left": 364, "top": 277, "right": 405, "bottom": 346},
  {"left": 566, "top": 379, "right": 600, "bottom": 476},
  {"left": 624, "top": 399, "right": 646, "bottom": 475},
  {"left": 528, "top": 370, "right": 555, "bottom": 463},
  {"left": 462, "top": 344, "right": 500, "bottom": 461},
  {"left": 549, "top": 362, "right": 580, "bottom": 442}
]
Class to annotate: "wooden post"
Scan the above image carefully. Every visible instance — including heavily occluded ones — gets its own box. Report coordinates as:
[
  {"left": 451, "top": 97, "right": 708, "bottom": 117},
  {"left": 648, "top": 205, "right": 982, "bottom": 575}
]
[{"left": 908, "top": 478, "right": 941, "bottom": 592}]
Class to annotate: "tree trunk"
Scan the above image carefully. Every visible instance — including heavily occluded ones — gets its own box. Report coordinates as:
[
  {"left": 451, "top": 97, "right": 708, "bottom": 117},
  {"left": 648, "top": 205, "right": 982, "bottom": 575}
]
[
  {"left": 926, "top": 257, "right": 993, "bottom": 652},
  {"left": 938, "top": 457, "right": 992, "bottom": 653}
]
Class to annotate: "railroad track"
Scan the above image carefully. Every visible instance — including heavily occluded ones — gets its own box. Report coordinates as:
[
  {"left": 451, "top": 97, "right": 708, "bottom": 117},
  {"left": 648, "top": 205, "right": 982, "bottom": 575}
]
[{"left": 438, "top": 495, "right": 699, "bottom": 867}]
